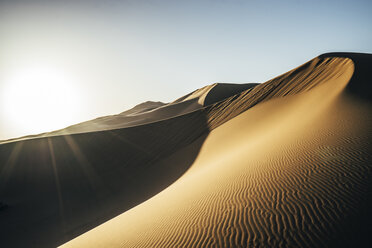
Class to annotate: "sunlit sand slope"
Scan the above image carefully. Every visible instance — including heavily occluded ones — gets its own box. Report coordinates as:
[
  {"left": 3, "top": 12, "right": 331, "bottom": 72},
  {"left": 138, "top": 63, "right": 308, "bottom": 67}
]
[{"left": 62, "top": 53, "right": 372, "bottom": 248}]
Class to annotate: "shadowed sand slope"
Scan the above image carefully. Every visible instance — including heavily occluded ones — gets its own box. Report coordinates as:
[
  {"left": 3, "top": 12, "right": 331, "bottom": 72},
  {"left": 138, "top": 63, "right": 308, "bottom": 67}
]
[
  {"left": 0, "top": 81, "right": 258, "bottom": 247},
  {"left": 61, "top": 53, "right": 372, "bottom": 248}
]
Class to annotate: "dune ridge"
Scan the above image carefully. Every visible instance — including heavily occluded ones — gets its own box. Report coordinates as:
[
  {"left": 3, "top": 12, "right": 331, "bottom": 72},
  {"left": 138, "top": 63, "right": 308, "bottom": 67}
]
[{"left": 62, "top": 53, "right": 372, "bottom": 248}]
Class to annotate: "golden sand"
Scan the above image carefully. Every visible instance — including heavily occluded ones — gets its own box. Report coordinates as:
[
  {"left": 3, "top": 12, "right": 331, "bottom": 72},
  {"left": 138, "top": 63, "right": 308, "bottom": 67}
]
[{"left": 1, "top": 53, "right": 371, "bottom": 247}]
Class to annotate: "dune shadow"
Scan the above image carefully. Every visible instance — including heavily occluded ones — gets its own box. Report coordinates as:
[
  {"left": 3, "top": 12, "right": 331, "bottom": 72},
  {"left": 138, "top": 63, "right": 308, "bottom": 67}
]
[
  {"left": 0, "top": 109, "right": 210, "bottom": 247},
  {"left": 320, "top": 52, "right": 372, "bottom": 101},
  {"left": 319, "top": 52, "right": 372, "bottom": 248}
]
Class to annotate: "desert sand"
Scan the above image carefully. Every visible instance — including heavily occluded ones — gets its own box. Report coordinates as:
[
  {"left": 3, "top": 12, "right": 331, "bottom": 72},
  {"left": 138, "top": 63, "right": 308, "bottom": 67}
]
[{"left": 0, "top": 53, "right": 371, "bottom": 247}]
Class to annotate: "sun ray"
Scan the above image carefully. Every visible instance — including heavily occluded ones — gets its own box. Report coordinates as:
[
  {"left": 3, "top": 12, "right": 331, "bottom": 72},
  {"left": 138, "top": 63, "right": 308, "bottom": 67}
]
[
  {"left": 63, "top": 135, "right": 105, "bottom": 192},
  {"left": 107, "top": 130, "right": 152, "bottom": 157},
  {"left": 47, "top": 138, "right": 66, "bottom": 231},
  {"left": 0, "top": 142, "right": 23, "bottom": 190}
]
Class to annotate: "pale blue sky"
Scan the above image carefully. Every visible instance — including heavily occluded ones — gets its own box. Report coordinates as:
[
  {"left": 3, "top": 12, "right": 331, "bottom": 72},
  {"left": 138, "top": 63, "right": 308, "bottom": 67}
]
[{"left": 0, "top": 0, "right": 371, "bottom": 139}]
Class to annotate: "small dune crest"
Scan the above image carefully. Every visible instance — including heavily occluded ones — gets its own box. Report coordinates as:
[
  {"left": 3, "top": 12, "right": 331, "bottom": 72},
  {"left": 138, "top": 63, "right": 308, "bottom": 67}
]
[
  {"left": 171, "top": 83, "right": 257, "bottom": 106},
  {"left": 171, "top": 83, "right": 216, "bottom": 105}
]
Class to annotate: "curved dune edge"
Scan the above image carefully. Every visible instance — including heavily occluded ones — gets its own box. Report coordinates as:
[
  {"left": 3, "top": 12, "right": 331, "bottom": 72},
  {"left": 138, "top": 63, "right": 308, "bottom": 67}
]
[{"left": 61, "top": 55, "right": 372, "bottom": 247}]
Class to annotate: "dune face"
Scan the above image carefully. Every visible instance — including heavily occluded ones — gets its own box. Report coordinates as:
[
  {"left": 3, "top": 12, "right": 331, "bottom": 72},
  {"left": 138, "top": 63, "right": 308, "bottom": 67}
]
[{"left": 1, "top": 53, "right": 372, "bottom": 248}]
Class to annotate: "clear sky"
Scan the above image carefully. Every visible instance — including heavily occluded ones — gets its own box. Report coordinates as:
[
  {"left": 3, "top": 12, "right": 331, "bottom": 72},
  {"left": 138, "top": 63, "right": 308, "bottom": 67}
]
[{"left": 0, "top": 0, "right": 371, "bottom": 140}]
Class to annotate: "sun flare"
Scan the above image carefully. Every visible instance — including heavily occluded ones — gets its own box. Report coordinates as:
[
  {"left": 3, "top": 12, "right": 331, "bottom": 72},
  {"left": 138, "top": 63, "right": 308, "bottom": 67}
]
[{"left": 2, "top": 65, "right": 81, "bottom": 138}]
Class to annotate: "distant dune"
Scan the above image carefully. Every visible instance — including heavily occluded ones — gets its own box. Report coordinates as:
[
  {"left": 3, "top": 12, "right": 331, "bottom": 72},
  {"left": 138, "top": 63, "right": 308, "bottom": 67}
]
[{"left": 0, "top": 53, "right": 371, "bottom": 247}]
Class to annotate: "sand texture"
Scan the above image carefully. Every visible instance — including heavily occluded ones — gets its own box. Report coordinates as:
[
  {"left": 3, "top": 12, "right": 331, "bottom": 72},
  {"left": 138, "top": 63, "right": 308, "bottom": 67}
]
[{"left": 1, "top": 53, "right": 371, "bottom": 247}]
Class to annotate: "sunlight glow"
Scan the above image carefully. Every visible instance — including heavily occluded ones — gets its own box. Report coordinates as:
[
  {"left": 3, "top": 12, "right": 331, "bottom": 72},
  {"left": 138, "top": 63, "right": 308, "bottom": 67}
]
[{"left": 2, "top": 65, "right": 81, "bottom": 137}]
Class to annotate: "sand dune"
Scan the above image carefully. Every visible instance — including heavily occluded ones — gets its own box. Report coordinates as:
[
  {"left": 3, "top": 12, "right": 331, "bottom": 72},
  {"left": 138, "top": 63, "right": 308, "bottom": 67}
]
[{"left": 1, "top": 53, "right": 371, "bottom": 247}]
